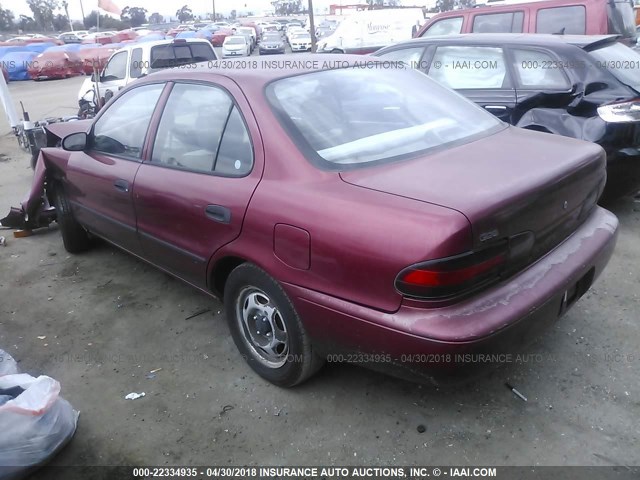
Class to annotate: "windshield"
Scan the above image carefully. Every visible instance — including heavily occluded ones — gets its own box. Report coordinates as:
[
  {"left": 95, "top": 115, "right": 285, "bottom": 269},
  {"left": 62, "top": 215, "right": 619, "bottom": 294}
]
[
  {"left": 263, "top": 35, "right": 281, "bottom": 42},
  {"left": 589, "top": 42, "right": 640, "bottom": 91},
  {"left": 267, "top": 67, "right": 503, "bottom": 168},
  {"left": 607, "top": 0, "right": 637, "bottom": 41}
]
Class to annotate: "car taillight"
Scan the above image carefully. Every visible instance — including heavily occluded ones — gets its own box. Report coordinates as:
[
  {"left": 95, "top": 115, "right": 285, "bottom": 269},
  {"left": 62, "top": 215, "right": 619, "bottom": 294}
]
[
  {"left": 395, "top": 243, "right": 508, "bottom": 300},
  {"left": 597, "top": 99, "right": 640, "bottom": 123}
]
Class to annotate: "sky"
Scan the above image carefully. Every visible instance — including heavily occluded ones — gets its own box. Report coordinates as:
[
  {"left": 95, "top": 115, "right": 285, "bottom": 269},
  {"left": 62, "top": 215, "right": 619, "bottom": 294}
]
[{"left": 8, "top": 0, "right": 352, "bottom": 21}]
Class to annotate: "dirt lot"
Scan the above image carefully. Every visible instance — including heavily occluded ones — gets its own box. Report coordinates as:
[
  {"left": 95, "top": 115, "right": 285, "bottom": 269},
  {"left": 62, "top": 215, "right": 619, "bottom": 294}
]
[{"left": 0, "top": 77, "right": 639, "bottom": 474}]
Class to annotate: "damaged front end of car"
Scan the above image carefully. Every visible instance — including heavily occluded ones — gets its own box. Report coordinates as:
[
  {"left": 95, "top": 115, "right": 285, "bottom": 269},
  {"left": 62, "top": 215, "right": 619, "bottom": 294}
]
[{"left": 1, "top": 121, "right": 89, "bottom": 231}]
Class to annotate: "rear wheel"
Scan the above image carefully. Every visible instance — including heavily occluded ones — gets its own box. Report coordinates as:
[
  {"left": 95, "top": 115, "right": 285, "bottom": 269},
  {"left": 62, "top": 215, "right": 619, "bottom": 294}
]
[
  {"left": 52, "top": 185, "right": 90, "bottom": 253},
  {"left": 224, "top": 263, "right": 324, "bottom": 387}
]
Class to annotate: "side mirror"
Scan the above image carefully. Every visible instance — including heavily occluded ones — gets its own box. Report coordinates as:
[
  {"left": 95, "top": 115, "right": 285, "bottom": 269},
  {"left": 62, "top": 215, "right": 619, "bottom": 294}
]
[{"left": 62, "top": 132, "right": 88, "bottom": 151}]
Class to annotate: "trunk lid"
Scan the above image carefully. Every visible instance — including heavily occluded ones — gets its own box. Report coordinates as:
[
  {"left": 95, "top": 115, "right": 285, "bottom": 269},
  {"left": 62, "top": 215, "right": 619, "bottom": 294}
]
[{"left": 340, "top": 127, "right": 606, "bottom": 261}]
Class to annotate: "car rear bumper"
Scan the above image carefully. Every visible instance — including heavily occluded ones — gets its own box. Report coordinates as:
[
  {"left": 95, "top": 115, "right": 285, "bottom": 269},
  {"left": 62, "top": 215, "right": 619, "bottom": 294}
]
[{"left": 284, "top": 206, "right": 618, "bottom": 382}]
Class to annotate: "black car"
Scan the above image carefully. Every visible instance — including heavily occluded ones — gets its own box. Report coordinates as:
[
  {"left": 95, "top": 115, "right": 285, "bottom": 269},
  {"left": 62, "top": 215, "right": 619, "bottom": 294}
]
[
  {"left": 58, "top": 33, "right": 81, "bottom": 44},
  {"left": 259, "top": 33, "right": 285, "bottom": 55},
  {"left": 374, "top": 34, "right": 640, "bottom": 200}
]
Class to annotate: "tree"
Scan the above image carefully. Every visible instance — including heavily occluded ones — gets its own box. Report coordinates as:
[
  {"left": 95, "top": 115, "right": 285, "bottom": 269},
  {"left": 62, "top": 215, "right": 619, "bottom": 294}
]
[
  {"left": 271, "top": 0, "right": 302, "bottom": 16},
  {"left": 71, "top": 20, "right": 84, "bottom": 30},
  {"left": 52, "top": 12, "right": 69, "bottom": 30},
  {"left": 27, "top": 0, "right": 59, "bottom": 31},
  {"left": 148, "top": 12, "right": 163, "bottom": 24},
  {"left": 436, "top": 0, "right": 475, "bottom": 12},
  {"left": 18, "top": 14, "right": 38, "bottom": 32},
  {"left": 175, "top": 5, "right": 193, "bottom": 23},
  {"left": 121, "top": 6, "right": 147, "bottom": 27},
  {"left": 0, "top": 4, "right": 14, "bottom": 31},
  {"left": 230, "top": 9, "right": 237, "bottom": 19}
]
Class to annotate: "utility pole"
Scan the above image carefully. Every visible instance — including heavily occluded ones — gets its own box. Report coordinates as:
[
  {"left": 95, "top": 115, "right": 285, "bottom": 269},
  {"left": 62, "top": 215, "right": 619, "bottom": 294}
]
[
  {"left": 78, "top": 0, "right": 86, "bottom": 27},
  {"left": 308, "top": 0, "right": 317, "bottom": 52},
  {"left": 212, "top": 0, "right": 216, "bottom": 21},
  {"left": 62, "top": 0, "right": 73, "bottom": 31}
]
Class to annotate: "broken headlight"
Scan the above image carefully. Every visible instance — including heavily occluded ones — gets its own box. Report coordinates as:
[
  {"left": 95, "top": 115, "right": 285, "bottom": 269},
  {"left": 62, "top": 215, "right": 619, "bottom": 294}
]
[{"left": 597, "top": 100, "right": 640, "bottom": 123}]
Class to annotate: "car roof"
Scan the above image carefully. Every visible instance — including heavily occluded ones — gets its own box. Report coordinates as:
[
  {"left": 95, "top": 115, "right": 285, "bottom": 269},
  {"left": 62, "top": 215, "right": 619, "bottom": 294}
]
[
  {"left": 400, "top": 33, "right": 620, "bottom": 50},
  {"left": 146, "top": 53, "right": 378, "bottom": 86},
  {"left": 116, "top": 38, "right": 211, "bottom": 51}
]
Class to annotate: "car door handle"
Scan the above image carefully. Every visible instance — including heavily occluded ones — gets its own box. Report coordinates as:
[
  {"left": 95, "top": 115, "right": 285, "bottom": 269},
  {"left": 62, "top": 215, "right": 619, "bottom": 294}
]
[
  {"left": 205, "top": 205, "right": 231, "bottom": 224},
  {"left": 484, "top": 105, "right": 508, "bottom": 111},
  {"left": 113, "top": 179, "right": 130, "bottom": 193}
]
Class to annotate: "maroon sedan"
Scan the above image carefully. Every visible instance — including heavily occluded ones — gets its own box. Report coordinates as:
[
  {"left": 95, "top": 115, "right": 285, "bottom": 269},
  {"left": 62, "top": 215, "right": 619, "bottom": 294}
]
[{"left": 6, "top": 57, "right": 618, "bottom": 386}]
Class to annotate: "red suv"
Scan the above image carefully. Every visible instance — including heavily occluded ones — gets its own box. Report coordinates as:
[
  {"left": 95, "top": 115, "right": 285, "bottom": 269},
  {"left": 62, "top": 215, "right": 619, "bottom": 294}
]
[{"left": 417, "top": 0, "right": 637, "bottom": 45}]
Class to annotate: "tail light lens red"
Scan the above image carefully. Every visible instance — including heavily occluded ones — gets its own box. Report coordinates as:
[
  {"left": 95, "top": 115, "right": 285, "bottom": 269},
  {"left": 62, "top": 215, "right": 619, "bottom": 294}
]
[{"left": 395, "top": 242, "right": 508, "bottom": 300}]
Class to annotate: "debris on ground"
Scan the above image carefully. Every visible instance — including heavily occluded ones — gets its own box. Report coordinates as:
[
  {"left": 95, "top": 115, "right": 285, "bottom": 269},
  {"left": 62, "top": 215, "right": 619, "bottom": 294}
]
[
  {"left": 13, "top": 230, "right": 32, "bottom": 238},
  {"left": 185, "top": 308, "right": 211, "bottom": 320},
  {"left": 417, "top": 425, "right": 426, "bottom": 433},
  {"left": 219, "top": 405, "right": 234, "bottom": 416},
  {"left": 0, "top": 236, "right": 6, "bottom": 247},
  {"left": 505, "top": 382, "right": 528, "bottom": 402},
  {"left": 124, "top": 392, "right": 145, "bottom": 401}
]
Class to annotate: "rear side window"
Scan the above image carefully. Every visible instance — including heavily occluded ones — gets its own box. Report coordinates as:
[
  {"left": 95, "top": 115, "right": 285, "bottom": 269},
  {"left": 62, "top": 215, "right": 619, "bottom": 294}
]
[
  {"left": 422, "top": 17, "right": 463, "bottom": 36},
  {"left": 429, "top": 46, "right": 508, "bottom": 89},
  {"left": 129, "top": 47, "right": 142, "bottom": 78},
  {"left": 536, "top": 6, "right": 586, "bottom": 35},
  {"left": 149, "top": 43, "right": 216, "bottom": 69},
  {"left": 472, "top": 11, "right": 524, "bottom": 33},
  {"left": 376, "top": 47, "right": 425, "bottom": 67},
  {"left": 511, "top": 49, "right": 570, "bottom": 89},
  {"left": 92, "top": 84, "right": 164, "bottom": 159},
  {"left": 152, "top": 83, "right": 253, "bottom": 176}
]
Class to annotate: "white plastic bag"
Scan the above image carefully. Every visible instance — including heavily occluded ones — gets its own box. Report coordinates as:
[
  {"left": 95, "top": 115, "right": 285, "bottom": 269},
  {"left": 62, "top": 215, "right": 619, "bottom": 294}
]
[
  {"left": 0, "top": 350, "right": 18, "bottom": 377},
  {"left": 0, "top": 365, "right": 79, "bottom": 480}
]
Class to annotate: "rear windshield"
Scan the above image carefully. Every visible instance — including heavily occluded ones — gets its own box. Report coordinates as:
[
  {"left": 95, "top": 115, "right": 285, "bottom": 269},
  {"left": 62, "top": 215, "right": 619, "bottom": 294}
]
[
  {"left": 226, "top": 37, "right": 246, "bottom": 44},
  {"left": 267, "top": 68, "right": 503, "bottom": 169},
  {"left": 607, "top": 0, "right": 637, "bottom": 41},
  {"left": 149, "top": 43, "right": 215, "bottom": 70},
  {"left": 589, "top": 42, "right": 640, "bottom": 91}
]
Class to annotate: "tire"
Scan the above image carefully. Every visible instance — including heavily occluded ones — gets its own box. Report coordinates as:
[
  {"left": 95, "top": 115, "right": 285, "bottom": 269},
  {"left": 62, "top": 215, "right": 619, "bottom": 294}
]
[
  {"left": 330, "top": 48, "right": 343, "bottom": 54},
  {"left": 52, "top": 185, "right": 90, "bottom": 253},
  {"left": 224, "top": 263, "right": 324, "bottom": 387}
]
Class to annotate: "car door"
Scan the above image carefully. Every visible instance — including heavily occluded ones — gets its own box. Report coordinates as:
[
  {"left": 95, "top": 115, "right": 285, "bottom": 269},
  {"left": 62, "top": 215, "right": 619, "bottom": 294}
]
[
  {"left": 64, "top": 82, "right": 166, "bottom": 255},
  {"left": 426, "top": 45, "right": 517, "bottom": 123},
  {"left": 133, "top": 79, "right": 264, "bottom": 288},
  {"left": 508, "top": 47, "right": 574, "bottom": 117}
]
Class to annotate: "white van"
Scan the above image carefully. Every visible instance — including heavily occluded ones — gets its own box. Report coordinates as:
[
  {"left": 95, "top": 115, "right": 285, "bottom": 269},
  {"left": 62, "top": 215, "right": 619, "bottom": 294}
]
[
  {"left": 77, "top": 38, "right": 216, "bottom": 105},
  {"left": 317, "top": 8, "right": 424, "bottom": 54}
]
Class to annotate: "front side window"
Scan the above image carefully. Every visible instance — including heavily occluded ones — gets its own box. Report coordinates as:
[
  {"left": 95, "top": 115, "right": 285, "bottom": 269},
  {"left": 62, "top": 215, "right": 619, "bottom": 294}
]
[
  {"left": 422, "top": 17, "right": 463, "bottom": 36},
  {"left": 429, "top": 46, "right": 507, "bottom": 89},
  {"left": 267, "top": 67, "right": 503, "bottom": 168},
  {"left": 536, "top": 6, "right": 586, "bottom": 35},
  {"left": 102, "top": 50, "right": 127, "bottom": 80},
  {"left": 152, "top": 83, "right": 253, "bottom": 176},
  {"left": 472, "top": 12, "right": 524, "bottom": 33},
  {"left": 91, "top": 83, "right": 164, "bottom": 159},
  {"left": 512, "top": 49, "right": 570, "bottom": 89}
]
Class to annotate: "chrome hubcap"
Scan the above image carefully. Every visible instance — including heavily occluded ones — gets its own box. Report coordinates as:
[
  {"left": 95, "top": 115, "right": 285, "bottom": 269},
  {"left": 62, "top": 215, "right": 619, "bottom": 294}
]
[{"left": 236, "top": 287, "right": 289, "bottom": 368}]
